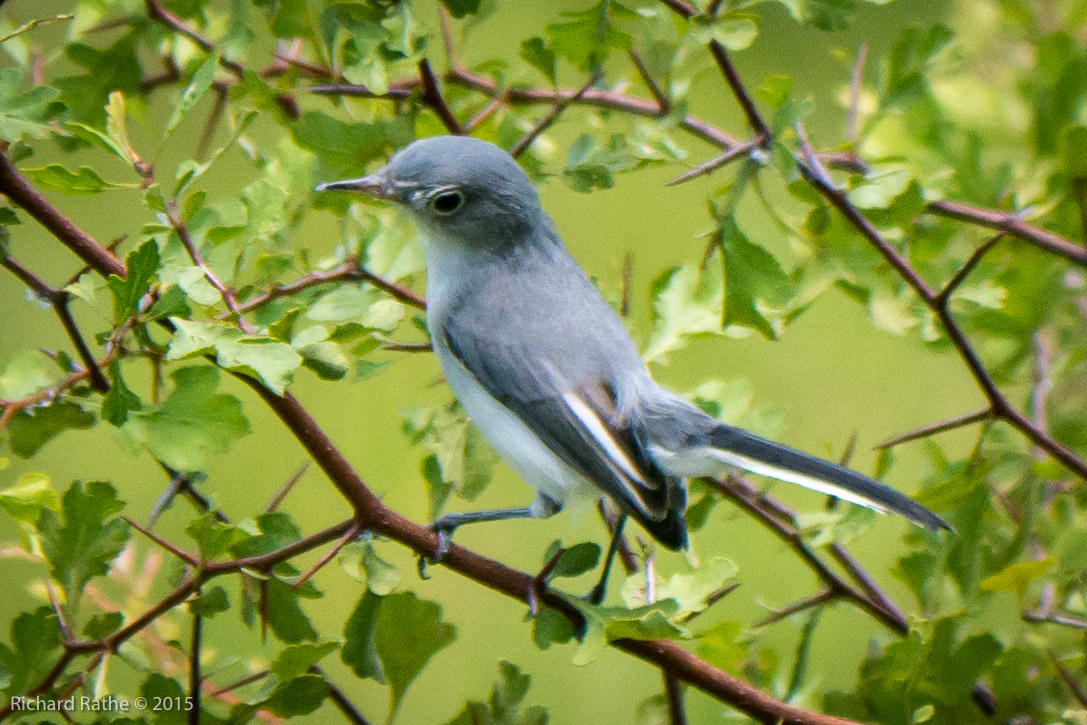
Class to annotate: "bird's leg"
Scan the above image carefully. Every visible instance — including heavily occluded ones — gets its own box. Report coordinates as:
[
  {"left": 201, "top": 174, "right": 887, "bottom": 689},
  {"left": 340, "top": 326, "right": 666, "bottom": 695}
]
[
  {"left": 585, "top": 514, "right": 627, "bottom": 605},
  {"left": 422, "top": 494, "right": 561, "bottom": 568}
]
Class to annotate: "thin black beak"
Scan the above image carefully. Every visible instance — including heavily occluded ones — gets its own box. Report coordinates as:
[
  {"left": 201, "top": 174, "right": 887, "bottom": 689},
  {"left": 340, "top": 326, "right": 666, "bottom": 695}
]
[{"left": 314, "top": 171, "right": 396, "bottom": 199}]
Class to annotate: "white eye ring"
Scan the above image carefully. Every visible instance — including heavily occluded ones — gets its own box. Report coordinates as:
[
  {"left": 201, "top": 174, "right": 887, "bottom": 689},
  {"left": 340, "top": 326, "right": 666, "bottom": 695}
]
[{"left": 430, "top": 190, "right": 464, "bottom": 215}]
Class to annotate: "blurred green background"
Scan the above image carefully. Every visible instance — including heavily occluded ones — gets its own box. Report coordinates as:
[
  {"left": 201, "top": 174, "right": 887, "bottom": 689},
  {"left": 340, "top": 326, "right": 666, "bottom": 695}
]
[{"left": 0, "top": 0, "right": 1004, "bottom": 722}]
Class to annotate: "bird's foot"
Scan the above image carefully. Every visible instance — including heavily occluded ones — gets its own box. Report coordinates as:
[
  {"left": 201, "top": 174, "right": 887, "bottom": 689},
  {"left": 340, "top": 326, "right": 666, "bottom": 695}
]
[{"left": 416, "top": 518, "right": 458, "bottom": 580}]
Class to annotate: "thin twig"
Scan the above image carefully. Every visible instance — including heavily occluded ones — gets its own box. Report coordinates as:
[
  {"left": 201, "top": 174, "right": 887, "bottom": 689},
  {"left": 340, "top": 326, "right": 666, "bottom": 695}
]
[
  {"left": 708, "top": 41, "right": 770, "bottom": 141},
  {"left": 927, "top": 199, "right": 1087, "bottom": 268},
  {"left": 0, "top": 255, "right": 110, "bottom": 391},
  {"left": 417, "top": 58, "right": 464, "bottom": 135},
  {"left": 667, "top": 140, "right": 758, "bottom": 186},
  {"left": 509, "top": 75, "right": 598, "bottom": 158},
  {"left": 125, "top": 517, "right": 200, "bottom": 566},
  {"left": 165, "top": 200, "right": 254, "bottom": 334},
  {"left": 874, "top": 409, "right": 992, "bottom": 449},
  {"left": 292, "top": 523, "right": 361, "bottom": 589},
  {"left": 793, "top": 124, "right": 1087, "bottom": 480},
  {"left": 846, "top": 43, "right": 867, "bottom": 143},
  {"left": 629, "top": 49, "right": 669, "bottom": 112},
  {"left": 934, "top": 233, "right": 1005, "bottom": 306},
  {"left": 263, "top": 463, "right": 309, "bottom": 513},
  {"left": 1051, "top": 653, "right": 1087, "bottom": 706},
  {"left": 757, "top": 588, "right": 837, "bottom": 627},
  {"left": 189, "top": 588, "right": 202, "bottom": 725}
]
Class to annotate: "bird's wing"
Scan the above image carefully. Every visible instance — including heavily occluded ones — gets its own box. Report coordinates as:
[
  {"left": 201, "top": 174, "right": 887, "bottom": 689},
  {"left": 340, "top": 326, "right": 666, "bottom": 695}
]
[{"left": 439, "top": 324, "right": 677, "bottom": 525}]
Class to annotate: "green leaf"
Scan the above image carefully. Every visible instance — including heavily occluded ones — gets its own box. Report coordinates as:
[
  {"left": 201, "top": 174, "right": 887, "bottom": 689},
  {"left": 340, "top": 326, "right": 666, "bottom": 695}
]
[
  {"left": 644, "top": 265, "right": 722, "bottom": 363},
  {"left": 403, "top": 403, "right": 497, "bottom": 514},
  {"left": 107, "top": 239, "right": 160, "bottom": 322},
  {"left": 719, "top": 215, "right": 793, "bottom": 339},
  {"left": 563, "top": 134, "right": 639, "bottom": 192},
  {"left": 290, "top": 112, "right": 409, "bottom": 177},
  {"left": 375, "top": 591, "right": 456, "bottom": 717},
  {"left": 122, "top": 366, "right": 250, "bottom": 473},
  {"left": 187, "top": 586, "right": 230, "bottom": 618},
  {"left": 440, "top": 0, "right": 483, "bottom": 19},
  {"left": 185, "top": 512, "right": 250, "bottom": 561},
  {"left": 0, "top": 350, "right": 51, "bottom": 399},
  {"left": 54, "top": 37, "right": 141, "bottom": 125},
  {"left": 271, "top": 641, "right": 340, "bottom": 681},
  {"left": 139, "top": 673, "right": 189, "bottom": 725},
  {"left": 0, "top": 472, "right": 58, "bottom": 525},
  {"left": 546, "top": 1, "right": 635, "bottom": 73},
  {"left": 445, "top": 660, "right": 547, "bottom": 725},
  {"left": 266, "top": 578, "right": 318, "bottom": 644},
  {"left": 83, "top": 610, "right": 123, "bottom": 640},
  {"left": 0, "top": 68, "right": 60, "bottom": 142},
  {"left": 340, "top": 541, "right": 401, "bottom": 594},
  {"left": 0, "top": 608, "right": 62, "bottom": 695},
  {"left": 21, "top": 164, "right": 134, "bottom": 195},
  {"left": 1059, "top": 124, "right": 1087, "bottom": 178},
  {"left": 979, "top": 558, "right": 1055, "bottom": 596},
  {"left": 165, "top": 54, "right": 219, "bottom": 136},
  {"left": 256, "top": 673, "right": 329, "bottom": 717},
  {"left": 37, "top": 481, "right": 129, "bottom": 612},
  {"left": 167, "top": 319, "right": 302, "bottom": 394},
  {"left": 7, "top": 400, "right": 96, "bottom": 458},
  {"left": 571, "top": 599, "right": 686, "bottom": 666},
  {"left": 101, "top": 361, "right": 142, "bottom": 427},
  {"left": 521, "top": 37, "right": 557, "bottom": 85},
  {"left": 531, "top": 606, "right": 575, "bottom": 650},
  {"left": 542, "top": 540, "right": 601, "bottom": 579},
  {"left": 342, "top": 589, "right": 386, "bottom": 682}
]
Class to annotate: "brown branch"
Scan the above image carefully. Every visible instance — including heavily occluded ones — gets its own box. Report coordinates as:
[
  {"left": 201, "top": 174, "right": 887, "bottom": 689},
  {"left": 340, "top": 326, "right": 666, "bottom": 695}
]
[
  {"left": 509, "top": 75, "right": 598, "bottom": 158},
  {"left": 793, "top": 126, "right": 1087, "bottom": 481},
  {"left": 0, "top": 155, "right": 126, "bottom": 277},
  {"left": 1051, "top": 653, "right": 1087, "bottom": 706},
  {"left": 0, "top": 255, "right": 109, "bottom": 392},
  {"left": 4, "top": 166, "right": 865, "bottom": 725},
  {"left": 629, "top": 49, "right": 669, "bottom": 112},
  {"left": 927, "top": 200, "right": 1087, "bottom": 267},
  {"left": 165, "top": 199, "right": 254, "bottom": 334},
  {"left": 320, "top": 673, "right": 373, "bottom": 725},
  {"left": 757, "top": 588, "right": 837, "bottom": 627},
  {"left": 0, "top": 354, "right": 114, "bottom": 435},
  {"left": 262, "top": 463, "right": 309, "bottom": 513},
  {"left": 934, "top": 233, "right": 1005, "bottom": 305},
  {"left": 708, "top": 42, "right": 770, "bottom": 141},
  {"left": 874, "top": 409, "right": 992, "bottom": 449},
  {"left": 189, "top": 588, "right": 203, "bottom": 725},
  {"left": 667, "top": 139, "right": 759, "bottom": 186},
  {"left": 144, "top": 0, "right": 244, "bottom": 77},
  {"left": 1073, "top": 178, "right": 1087, "bottom": 248},
  {"left": 657, "top": 0, "right": 697, "bottom": 19},
  {"left": 417, "top": 58, "right": 464, "bottom": 135},
  {"left": 231, "top": 262, "right": 426, "bottom": 316},
  {"left": 709, "top": 475, "right": 909, "bottom": 634},
  {"left": 463, "top": 95, "right": 506, "bottom": 132},
  {"left": 292, "top": 523, "right": 360, "bottom": 589},
  {"left": 124, "top": 517, "right": 200, "bottom": 566}
]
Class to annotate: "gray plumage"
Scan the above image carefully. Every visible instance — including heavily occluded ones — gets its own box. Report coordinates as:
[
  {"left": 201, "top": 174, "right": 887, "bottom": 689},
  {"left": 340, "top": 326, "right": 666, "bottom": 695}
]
[{"left": 317, "top": 135, "right": 949, "bottom": 553}]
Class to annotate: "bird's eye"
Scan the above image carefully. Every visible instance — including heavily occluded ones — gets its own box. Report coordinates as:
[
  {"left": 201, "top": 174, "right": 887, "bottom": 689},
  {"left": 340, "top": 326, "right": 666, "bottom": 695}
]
[{"left": 430, "top": 190, "right": 464, "bottom": 215}]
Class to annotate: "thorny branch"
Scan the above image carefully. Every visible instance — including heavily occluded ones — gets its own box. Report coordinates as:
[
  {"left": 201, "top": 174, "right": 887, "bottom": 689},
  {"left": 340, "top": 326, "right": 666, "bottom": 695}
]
[
  {"left": 0, "top": 157, "right": 858, "bottom": 725},
  {"left": 2, "top": 1, "right": 1085, "bottom": 721}
]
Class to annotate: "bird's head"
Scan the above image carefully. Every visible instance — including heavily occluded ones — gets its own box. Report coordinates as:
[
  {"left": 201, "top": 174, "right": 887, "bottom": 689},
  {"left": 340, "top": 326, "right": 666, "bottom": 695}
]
[{"left": 316, "top": 135, "right": 543, "bottom": 247}]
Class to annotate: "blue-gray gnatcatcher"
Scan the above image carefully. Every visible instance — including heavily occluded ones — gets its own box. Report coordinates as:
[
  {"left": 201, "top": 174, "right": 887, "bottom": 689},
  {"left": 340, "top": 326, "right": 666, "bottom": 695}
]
[{"left": 318, "top": 136, "right": 948, "bottom": 600}]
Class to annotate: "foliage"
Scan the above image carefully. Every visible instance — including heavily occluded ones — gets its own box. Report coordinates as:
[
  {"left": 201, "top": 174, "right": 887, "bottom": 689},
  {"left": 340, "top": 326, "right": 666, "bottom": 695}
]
[{"left": 0, "top": 0, "right": 1086, "bottom": 723}]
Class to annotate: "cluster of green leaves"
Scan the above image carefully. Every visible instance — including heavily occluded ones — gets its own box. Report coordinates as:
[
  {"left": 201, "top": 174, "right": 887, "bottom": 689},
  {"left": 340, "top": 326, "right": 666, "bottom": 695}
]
[{"left": 0, "top": 0, "right": 1085, "bottom": 722}]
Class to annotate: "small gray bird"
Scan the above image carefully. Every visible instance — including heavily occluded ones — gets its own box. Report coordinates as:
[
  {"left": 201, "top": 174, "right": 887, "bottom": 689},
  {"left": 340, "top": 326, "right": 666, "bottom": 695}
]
[{"left": 318, "top": 136, "right": 947, "bottom": 600}]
